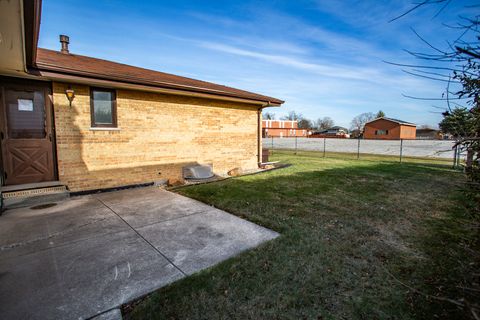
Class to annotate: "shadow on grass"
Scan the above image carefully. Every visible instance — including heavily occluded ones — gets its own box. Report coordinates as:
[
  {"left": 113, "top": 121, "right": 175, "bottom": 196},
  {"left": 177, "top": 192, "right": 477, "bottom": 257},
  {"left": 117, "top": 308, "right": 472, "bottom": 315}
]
[{"left": 126, "top": 158, "right": 475, "bottom": 320}]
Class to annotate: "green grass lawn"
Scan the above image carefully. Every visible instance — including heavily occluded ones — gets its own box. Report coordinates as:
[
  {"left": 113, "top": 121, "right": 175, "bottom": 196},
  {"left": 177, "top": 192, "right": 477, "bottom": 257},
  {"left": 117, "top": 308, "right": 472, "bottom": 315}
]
[{"left": 127, "top": 151, "right": 478, "bottom": 319}]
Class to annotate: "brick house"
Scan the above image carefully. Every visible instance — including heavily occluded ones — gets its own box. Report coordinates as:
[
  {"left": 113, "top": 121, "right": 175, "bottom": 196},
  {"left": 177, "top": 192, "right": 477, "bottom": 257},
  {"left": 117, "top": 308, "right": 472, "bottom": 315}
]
[
  {"left": 0, "top": 0, "right": 283, "bottom": 193},
  {"left": 262, "top": 120, "right": 310, "bottom": 138},
  {"left": 310, "top": 126, "right": 349, "bottom": 138},
  {"left": 363, "top": 117, "right": 416, "bottom": 140}
]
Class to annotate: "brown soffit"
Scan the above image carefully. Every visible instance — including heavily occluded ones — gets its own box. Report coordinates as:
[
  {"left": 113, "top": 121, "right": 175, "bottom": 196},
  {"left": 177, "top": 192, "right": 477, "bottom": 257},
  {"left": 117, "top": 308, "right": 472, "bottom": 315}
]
[
  {"left": 35, "top": 70, "right": 276, "bottom": 107},
  {"left": 23, "top": 0, "right": 42, "bottom": 68},
  {"left": 33, "top": 48, "right": 284, "bottom": 106}
]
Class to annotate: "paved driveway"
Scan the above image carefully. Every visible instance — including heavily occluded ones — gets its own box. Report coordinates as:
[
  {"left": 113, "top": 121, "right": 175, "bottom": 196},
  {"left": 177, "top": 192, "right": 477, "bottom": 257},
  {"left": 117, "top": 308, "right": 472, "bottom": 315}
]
[{"left": 0, "top": 187, "right": 278, "bottom": 319}]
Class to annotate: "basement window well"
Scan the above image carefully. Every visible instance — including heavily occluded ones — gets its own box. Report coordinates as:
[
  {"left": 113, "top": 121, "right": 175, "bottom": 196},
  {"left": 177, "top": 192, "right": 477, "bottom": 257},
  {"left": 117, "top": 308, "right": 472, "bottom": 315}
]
[{"left": 183, "top": 165, "right": 214, "bottom": 180}]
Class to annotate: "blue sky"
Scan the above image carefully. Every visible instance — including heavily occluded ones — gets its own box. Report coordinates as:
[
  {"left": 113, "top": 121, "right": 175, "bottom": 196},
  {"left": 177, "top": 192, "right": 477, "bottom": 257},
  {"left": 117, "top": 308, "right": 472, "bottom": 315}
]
[{"left": 38, "top": 0, "right": 476, "bottom": 128}]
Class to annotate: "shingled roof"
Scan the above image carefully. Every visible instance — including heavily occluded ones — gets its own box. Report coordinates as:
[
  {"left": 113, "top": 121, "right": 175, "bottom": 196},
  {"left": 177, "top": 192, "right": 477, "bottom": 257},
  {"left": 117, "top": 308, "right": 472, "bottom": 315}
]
[
  {"left": 34, "top": 48, "right": 284, "bottom": 105},
  {"left": 366, "top": 117, "right": 416, "bottom": 126}
]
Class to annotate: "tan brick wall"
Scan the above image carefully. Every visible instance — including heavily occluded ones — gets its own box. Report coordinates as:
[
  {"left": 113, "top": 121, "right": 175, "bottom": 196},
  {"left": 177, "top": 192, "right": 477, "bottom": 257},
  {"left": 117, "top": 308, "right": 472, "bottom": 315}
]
[{"left": 53, "top": 83, "right": 260, "bottom": 192}]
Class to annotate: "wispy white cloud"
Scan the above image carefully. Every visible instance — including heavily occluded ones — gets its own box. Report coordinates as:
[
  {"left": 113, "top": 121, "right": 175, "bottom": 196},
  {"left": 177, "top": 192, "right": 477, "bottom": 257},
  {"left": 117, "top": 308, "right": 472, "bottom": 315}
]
[
  {"left": 198, "top": 41, "right": 377, "bottom": 80},
  {"left": 196, "top": 39, "right": 441, "bottom": 89}
]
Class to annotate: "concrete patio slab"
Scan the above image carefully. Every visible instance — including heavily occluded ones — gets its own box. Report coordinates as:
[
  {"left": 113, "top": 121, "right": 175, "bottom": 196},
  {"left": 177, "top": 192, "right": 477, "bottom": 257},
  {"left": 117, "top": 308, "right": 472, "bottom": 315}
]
[
  {"left": 0, "top": 229, "right": 183, "bottom": 320},
  {"left": 96, "top": 187, "right": 211, "bottom": 228},
  {"left": 137, "top": 208, "right": 279, "bottom": 275},
  {"left": 0, "top": 197, "right": 127, "bottom": 259},
  {"left": 0, "top": 187, "right": 279, "bottom": 319}
]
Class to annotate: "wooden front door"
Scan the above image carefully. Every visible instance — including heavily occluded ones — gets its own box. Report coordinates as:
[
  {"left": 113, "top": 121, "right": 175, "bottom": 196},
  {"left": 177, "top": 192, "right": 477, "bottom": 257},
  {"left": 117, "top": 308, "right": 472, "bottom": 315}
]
[{"left": 0, "top": 78, "right": 56, "bottom": 185}]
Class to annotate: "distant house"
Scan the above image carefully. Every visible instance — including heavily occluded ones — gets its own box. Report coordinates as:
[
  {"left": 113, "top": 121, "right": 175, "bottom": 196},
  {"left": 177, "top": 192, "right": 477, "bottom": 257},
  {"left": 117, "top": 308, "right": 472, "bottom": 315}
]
[
  {"left": 363, "top": 117, "right": 416, "bottom": 140},
  {"left": 349, "top": 129, "right": 362, "bottom": 139},
  {"left": 310, "top": 126, "right": 349, "bottom": 138},
  {"left": 416, "top": 128, "right": 442, "bottom": 140},
  {"left": 262, "top": 120, "right": 310, "bottom": 138}
]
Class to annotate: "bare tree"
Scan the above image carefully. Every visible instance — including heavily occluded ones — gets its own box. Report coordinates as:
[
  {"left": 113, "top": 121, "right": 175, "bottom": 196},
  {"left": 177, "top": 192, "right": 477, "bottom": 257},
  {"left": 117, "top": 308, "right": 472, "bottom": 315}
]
[
  {"left": 262, "top": 111, "right": 276, "bottom": 120},
  {"left": 315, "top": 117, "right": 334, "bottom": 130},
  {"left": 298, "top": 118, "right": 313, "bottom": 129},
  {"left": 281, "top": 111, "right": 303, "bottom": 121},
  {"left": 280, "top": 111, "right": 313, "bottom": 128},
  {"left": 350, "top": 112, "right": 375, "bottom": 132},
  {"left": 388, "top": 1, "right": 479, "bottom": 178}
]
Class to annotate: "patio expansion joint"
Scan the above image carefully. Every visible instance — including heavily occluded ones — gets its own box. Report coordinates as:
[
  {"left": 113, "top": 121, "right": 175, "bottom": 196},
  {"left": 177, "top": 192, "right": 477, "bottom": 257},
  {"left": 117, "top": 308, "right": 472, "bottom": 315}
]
[{"left": 95, "top": 198, "right": 188, "bottom": 277}]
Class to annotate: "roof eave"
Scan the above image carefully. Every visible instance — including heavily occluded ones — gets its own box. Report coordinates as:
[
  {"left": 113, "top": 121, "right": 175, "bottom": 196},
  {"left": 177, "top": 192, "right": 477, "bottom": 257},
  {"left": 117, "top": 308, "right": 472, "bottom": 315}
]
[
  {"left": 33, "top": 68, "right": 283, "bottom": 106},
  {"left": 33, "top": 63, "right": 284, "bottom": 106},
  {"left": 263, "top": 102, "right": 282, "bottom": 107}
]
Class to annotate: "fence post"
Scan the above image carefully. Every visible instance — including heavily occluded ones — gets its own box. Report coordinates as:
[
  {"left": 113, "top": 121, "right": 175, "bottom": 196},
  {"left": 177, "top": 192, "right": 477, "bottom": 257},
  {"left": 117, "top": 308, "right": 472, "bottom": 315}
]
[
  {"left": 399, "top": 139, "right": 403, "bottom": 163},
  {"left": 295, "top": 136, "right": 298, "bottom": 155},
  {"left": 323, "top": 138, "right": 326, "bottom": 158},
  {"left": 271, "top": 136, "right": 274, "bottom": 156},
  {"left": 357, "top": 137, "right": 360, "bottom": 160}
]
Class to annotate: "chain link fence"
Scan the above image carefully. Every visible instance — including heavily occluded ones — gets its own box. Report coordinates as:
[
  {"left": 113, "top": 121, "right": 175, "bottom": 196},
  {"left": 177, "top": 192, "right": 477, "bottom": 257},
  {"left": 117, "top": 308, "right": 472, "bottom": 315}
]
[{"left": 265, "top": 137, "right": 462, "bottom": 166}]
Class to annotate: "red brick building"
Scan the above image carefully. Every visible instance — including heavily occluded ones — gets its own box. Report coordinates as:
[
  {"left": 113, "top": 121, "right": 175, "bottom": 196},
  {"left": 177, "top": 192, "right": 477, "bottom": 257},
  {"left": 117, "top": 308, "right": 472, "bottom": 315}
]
[
  {"left": 262, "top": 120, "right": 310, "bottom": 138},
  {"left": 364, "top": 117, "right": 416, "bottom": 140}
]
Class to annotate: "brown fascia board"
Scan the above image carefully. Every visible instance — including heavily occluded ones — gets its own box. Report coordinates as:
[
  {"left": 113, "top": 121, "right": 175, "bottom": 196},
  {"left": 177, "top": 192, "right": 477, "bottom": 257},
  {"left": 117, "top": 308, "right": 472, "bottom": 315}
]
[
  {"left": 32, "top": 64, "right": 283, "bottom": 106},
  {"left": 23, "top": 0, "right": 42, "bottom": 68},
  {"left": 32, "top": 68, "right": 283, "bottom": 106},
  {"left": 34, "top": 48, "right": 284, "bottom": 105}
]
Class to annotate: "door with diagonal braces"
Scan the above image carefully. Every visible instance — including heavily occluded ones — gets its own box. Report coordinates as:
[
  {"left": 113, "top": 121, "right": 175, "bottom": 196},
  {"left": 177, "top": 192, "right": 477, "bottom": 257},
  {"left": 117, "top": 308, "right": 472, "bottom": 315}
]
[{"left": 0, "top": 78, "right": 55, "bottom": 185}]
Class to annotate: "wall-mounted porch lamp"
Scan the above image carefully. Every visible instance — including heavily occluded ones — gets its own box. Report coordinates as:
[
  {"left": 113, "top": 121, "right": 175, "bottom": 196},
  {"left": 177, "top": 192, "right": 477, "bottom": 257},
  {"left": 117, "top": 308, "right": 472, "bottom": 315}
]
[{"left": 65, "top": 86, "right": 75, "bottom": 107}]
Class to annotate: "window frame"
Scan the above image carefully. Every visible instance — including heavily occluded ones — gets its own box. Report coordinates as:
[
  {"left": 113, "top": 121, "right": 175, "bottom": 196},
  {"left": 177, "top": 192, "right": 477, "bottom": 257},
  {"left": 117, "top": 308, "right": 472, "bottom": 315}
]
[
  {"left": 375, "top": 129, "right": 389, "bottom": 135},
  {"left": 90, "top": 87, "right": 117, "bottom": 128}
]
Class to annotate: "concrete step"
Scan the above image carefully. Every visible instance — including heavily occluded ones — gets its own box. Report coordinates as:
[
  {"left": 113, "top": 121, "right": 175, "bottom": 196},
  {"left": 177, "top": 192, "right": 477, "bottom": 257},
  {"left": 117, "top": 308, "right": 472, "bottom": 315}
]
[{"left": 1, "top": 182, "right": 69, "bottom": 211}]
